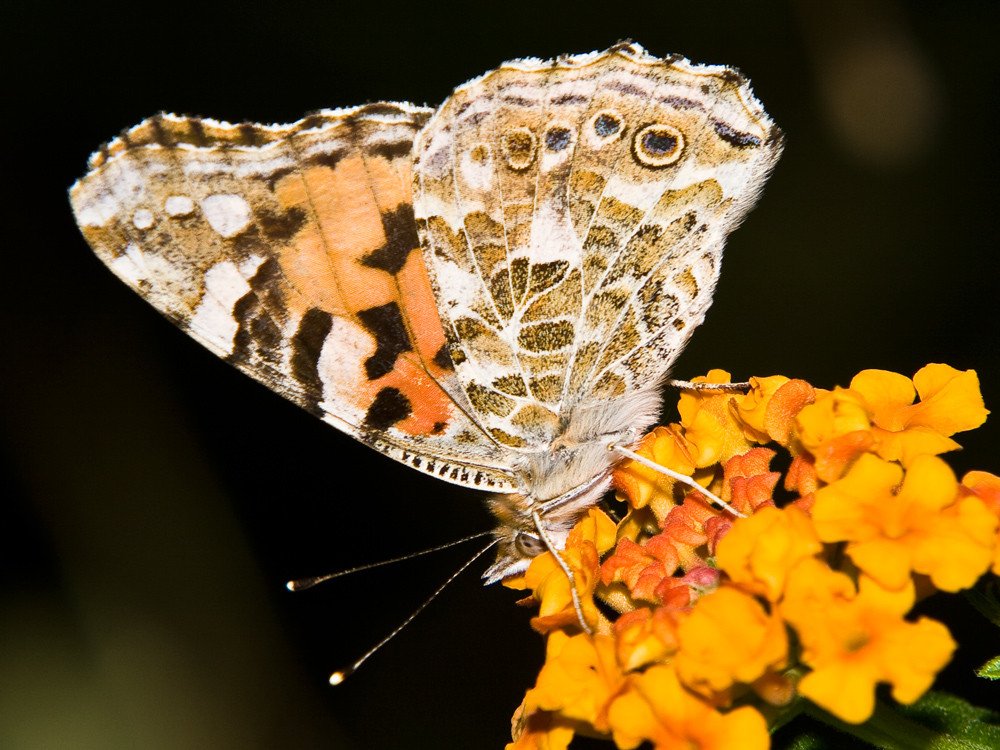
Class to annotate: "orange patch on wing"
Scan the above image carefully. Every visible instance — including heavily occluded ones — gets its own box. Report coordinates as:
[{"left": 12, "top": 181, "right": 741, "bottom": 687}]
[
  {"left": 363, "top": 153, "right": 412, "bottom": 213},
  {"left": 398, "top": 249, "right": 449, "bottom": 373},
  {"left": 272, "top": 172, "right": 349, "bottom": 314},
  {"left": 362, "top": 357, "right": 457, "bottom": 436},
  {"left": 304, "top": 157, "right": 397, "bottom": 310},
  {"left": 272, "top": 154, "right": 455, "bottom": 438}
]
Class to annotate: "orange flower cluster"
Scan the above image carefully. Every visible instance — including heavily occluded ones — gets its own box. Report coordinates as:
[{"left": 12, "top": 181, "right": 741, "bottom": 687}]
[{"left": 505, "top": 365, "right": 997, "bottom": 749}]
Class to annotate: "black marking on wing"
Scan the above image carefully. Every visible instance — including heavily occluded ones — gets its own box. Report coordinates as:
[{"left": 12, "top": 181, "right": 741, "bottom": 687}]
[
  {"left": 433, "top": 344, "right": 455, "bottom": 371},
  {"left": 356, "top": 302, "right": 413, "bottom": 380},
  {"left": 361, "top": 204, "right": 419, "bottom": 274},
  {"left": 229, "top": 259, "right": 284, "bottom": 368},
  {"left": 290, "top": 308, "right": 334, "bottom": 415},
  {"left": 257, "top": 206, "right": 307, "bottom": 242},
  {"left": 711, "top": 119, "right": 762, "bottom": 148},
  {"left": 308, "top": 149, "right": 347, "bottom": 170},
  {"left": 368, "top": 140, "right": 413, "bottom": 160},
  {"left": 363, "top": 387, "right": 412, "bottom": 429}
]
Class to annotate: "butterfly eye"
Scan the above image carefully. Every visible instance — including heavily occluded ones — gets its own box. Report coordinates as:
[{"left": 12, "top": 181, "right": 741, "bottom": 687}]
[
  {"left": 633, "top": 123, "right": 685, "bottom": 167},
  {"left": 514, "top": 532, "right": 546, "bottom": 558},
  {"left": 591, "top": 111, "right": 623, "bottom": 139},
  {"left": 502, "top": 127, "right": 536, "bottom": 171}
]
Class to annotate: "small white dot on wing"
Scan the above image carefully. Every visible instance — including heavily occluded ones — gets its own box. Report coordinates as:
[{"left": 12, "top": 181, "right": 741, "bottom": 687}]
[
  {"left": 132, "top": 208, "right": 154, "bottom": 229},
  {"left": 164, "top": 195, "right": 195, "bottom": 216},
  {"left": 73, "top": 189, "right": 120, "bottom": 227},
  {"left": 200, "top": 194, "right": 252, "bottom": 238}
]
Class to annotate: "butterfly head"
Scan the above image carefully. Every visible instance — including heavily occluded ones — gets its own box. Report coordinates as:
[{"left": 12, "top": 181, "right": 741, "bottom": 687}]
[{"left": 481, "top": 457, "right": 614, "bottom": 584}]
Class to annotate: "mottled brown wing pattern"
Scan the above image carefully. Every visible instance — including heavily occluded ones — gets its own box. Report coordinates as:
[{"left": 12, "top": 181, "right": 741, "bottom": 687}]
[
  {"left": 70, "top": 108, "right": 516, "bottom": 491},
  {"left": 413, "top": 44, "right": 782, "bottom": 450}
]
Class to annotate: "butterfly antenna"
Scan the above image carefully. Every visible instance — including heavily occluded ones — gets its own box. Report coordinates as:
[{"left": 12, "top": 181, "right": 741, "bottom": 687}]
[
  {"left": 328, "top": 539, "right": 497, "bottom": 685},
  {"left": 286, "top": 531, "right": 493, "bottom": 591},
  {"left": 610, "top": 443, "right": 746, "bottom": 518},
  {"left": 666, "top": 378, "right": 752, "bottom": 392}
]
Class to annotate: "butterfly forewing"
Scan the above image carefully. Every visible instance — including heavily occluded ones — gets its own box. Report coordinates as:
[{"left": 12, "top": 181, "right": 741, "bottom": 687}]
[{"left": 70, "top": 107, "right": 517, "bottom": 492}]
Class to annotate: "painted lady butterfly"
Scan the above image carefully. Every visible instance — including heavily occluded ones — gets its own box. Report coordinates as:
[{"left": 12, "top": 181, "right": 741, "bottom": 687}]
[{"left": 70, "top": 43, "right": 782, "bottom": 592}]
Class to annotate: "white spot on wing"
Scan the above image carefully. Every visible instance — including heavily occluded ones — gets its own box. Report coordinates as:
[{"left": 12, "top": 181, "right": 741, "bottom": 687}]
[
  {"left": 190, "top": 259, "right": 255, "bottom": 355},
  {"left": 109, "top": 243, "right": 148, "bottom": 285},
  {"left": 200, "top": 194, "right": 252, "bottom": 237},
  {"left": 132, "top": 209, "right": 154, "bottom": 229},
  {"left": 164, "top": 195, "right": 195, "bottom": 216},
  {"left": 316, "top": 317, "right": 375, "bottom": 414}
]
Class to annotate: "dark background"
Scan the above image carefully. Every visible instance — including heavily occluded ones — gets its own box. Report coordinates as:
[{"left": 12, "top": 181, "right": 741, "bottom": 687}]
[{"left": 3, "top": 1, "right": 998, "bottom": 748}]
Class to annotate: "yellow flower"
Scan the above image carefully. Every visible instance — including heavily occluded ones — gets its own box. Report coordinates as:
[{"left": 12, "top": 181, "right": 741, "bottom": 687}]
[
  {"left": 507, "top": 706, "right": 574, "bottom": 750},
  {"left": 522, "top": 632, "right": 626, "bottom": 734},
  {"left": 716, "top": 505, "right": 823, "bottom": 602},
  {"left": 612, "top": 426, "right": 695, "bottom": 519},
  {"left": 780, "top": 560, "right": 956, "bottom": 723},
  {"left": 507, "top": 366, "right": 994, "bottom": 748},
  {"left": 851, "top": 365, "right": 989, "bottom": 466},
  {"left": 512, "top": 508, "right": 618, "bottom": 633},
  {"left": 607, "top": 665, "right": 769, "bottom": 750},
  {"left": 612, "top": 607, "right": 684, "bottom": 672},
  {"left": 794, "top": 387, "right": 875, "bottom": 482},
  {"left": 960, "top": 470, "right": 1000, "bottom": 575},
  {"left": 812, "top": 453, "right": 997, "bottom": 591},
  {"left": 677, "top": 370, "right": 755, "bottom": 468},
  {"left": 674, "top": 586, "right": 788, "bottom": 697},
  {"left": 734, "top": 375, "right": 817, "bottom": 447}
]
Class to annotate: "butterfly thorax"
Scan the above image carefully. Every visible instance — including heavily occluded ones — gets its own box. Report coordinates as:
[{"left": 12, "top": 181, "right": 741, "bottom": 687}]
[{"left": 481, "top": 387, "right": 660, "bottom": 582}]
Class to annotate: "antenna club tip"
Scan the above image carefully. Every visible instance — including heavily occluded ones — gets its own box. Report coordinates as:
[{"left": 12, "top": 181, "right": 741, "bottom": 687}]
[
  {"left": 329, "top": 668, "right": 351, "bottom": 686},
  {"left": 285, "top": 581, "right": 296, "bottom": 591}
]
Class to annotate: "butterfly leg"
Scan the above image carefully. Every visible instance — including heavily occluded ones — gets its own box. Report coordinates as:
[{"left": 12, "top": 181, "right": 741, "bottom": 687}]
[
  {"left": 609, "top": 444, "right": 746, "bottom": 518},
  {"left": 530, "top": 508, "right": 594, "bottom": 635}
]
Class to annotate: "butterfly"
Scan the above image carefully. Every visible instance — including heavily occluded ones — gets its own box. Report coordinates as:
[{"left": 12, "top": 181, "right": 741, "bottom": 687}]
[{"left": 70, "top": 42, "right": 782, "bottom": 594}]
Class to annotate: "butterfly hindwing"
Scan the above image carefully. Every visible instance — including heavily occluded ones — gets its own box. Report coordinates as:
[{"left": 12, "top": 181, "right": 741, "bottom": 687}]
[{"left": 412, "top": 44, "right": 782, "bottom": 451}]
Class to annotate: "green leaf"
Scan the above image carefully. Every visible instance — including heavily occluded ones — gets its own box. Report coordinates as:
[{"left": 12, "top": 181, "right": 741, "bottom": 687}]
[
  {"left": 798, "top": 692, "right": 1000, "bottom": 749},
  {"left": 964, "top": 576, "right": 1000, "bottom": 628},
  {"left": 976, "top": 656, "right": 1000, "bottom": 681}
]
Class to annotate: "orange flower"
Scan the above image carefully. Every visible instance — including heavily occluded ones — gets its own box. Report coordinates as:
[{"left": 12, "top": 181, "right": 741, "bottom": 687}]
[
  {"left": 960, "top": 470, "right": 1000, "bottom": 575},
  {"left": 507, "top": 707, "right": 574, "bottom": 750},
  {"left": 522, "top": 632, "right": 626, "bottom": 735},
  {"left": 794, "top": 387, "right": 876, "bottom": 482},
  {"left": 851, "top": 365, "right": 989, "bottom": 466},
  {"left": 716, "top": 505, "right": 822, "bottom": 602},
  {"left": 612, "top": 426, "right": 696, "bottom": 519},
  {"left": 673, "top": 586, "right": 788, "bottom": 697},
  {"left": 780, "top": 560, "right": 956, "bottom": 723},
  {"left": 812, "top": 453, "right": 997, "bottom": 591},
  {"left": 613, "top": 607, "right": 684, "bottom": 672},
  {"left": 719, "top": 448, "right": 780, "bottom": 516},
  {"left": 784, "top": 454, "right": 819, "bottom": 510},
  {"left": 607, "top": 665, "right": 769, "bottom": 750},
  {"left": 601, "top": 536, "right": 676, "bottom": 604},
  {"left": 734, "top": 376, "right": 816, "bottom": 447},
  {"left": 510, "top": 508, "right": 618, "bottom": 633},
  {"left": 677, "top": 370, "right": 754, "bottom": 468},
  {"left": 653, "top": 567, "right": 720, "bottom": 609}
]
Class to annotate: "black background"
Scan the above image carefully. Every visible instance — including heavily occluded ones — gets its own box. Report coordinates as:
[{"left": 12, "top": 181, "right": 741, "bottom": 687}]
[{"left": 3, "top": 2, "right": 998, "bottom": 748}]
